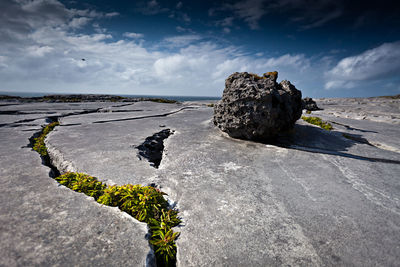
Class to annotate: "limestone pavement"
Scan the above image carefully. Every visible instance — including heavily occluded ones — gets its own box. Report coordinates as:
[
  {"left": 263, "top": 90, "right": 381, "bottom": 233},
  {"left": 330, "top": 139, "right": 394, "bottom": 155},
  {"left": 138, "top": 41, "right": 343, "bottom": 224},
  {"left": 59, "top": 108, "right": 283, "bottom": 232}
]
[{"left": 0, "top": 98, "right": 399, "bottom": 266}]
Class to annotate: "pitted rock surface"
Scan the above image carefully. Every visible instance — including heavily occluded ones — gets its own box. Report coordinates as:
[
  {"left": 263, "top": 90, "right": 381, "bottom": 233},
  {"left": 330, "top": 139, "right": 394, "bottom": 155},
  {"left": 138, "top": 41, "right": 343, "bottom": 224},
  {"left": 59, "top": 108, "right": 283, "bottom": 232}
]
[{"left": 213, "top": 72, "right": 302, "bottom": 141}]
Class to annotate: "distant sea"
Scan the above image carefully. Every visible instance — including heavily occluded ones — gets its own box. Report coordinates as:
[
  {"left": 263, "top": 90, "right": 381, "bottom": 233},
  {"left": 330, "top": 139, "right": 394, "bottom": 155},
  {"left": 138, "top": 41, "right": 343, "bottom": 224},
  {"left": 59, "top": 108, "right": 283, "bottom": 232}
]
[{"left": 0, "top": 91, "right": 221, "bottom": 102}]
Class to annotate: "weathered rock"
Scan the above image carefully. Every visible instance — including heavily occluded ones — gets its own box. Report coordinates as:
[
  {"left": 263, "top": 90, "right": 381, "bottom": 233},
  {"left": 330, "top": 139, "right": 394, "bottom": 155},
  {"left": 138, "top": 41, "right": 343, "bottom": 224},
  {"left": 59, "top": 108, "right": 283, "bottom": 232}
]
[
  {"left": 213, "top": 72, "right": 302, "bottom": 141},
  {"left": 302, "top": 97, "right": 321, "bottom": 111}
]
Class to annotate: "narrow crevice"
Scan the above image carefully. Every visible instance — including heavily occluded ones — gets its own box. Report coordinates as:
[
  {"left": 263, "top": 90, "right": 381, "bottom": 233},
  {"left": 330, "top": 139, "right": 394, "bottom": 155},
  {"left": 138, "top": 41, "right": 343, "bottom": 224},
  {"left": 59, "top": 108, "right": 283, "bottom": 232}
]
[
  {"left": 0, "top": 111, "right": 58, "bottom": 115},
  {"left": 28, "top": 117, "right": 61, "bottom": 178},
  {"left": 93, "top": 107, "right": 195, "bottom": 124},
  {"left": 329, "top": 121, "right": 378, "bottom": 133},
  {"left": 136, "top": 129, "right": 174, "bottom": 168},
  {"left": 99, "top": 109, "right": 144, "bottom": 113},
  {"left": 28, "top": 118, "right": 180, "bottom": 266}
]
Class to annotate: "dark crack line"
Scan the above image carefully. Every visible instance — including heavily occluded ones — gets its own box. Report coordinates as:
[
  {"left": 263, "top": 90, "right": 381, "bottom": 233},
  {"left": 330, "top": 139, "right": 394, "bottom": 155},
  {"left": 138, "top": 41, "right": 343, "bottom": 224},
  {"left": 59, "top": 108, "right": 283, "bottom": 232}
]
[
  {"left": 98, "top": 109, "right": 144, "bottom": 113},
  {"left": 329, "top": 121, "right": 378, "bottom": 133},
  {"left": 92, "top": 107, "right": 195, "bottom": 124},
  {"left": 0, "top": 111, "right": 58, "bottom": 115}
]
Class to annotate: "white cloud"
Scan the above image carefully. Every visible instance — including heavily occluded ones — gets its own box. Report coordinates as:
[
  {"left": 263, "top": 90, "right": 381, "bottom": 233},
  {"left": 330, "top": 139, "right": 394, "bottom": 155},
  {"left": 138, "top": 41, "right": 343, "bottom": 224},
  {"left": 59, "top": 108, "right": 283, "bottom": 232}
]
[
  {"left": 105, "top": 12, "right": 119, "bottom": 18},
  {"left": 162, "top": 35, "right": 203, "bottom": 47},
  {"left": 69, "top": 17, "right": 91, "bottom": 28},
  {"left": 0, "top": 0, "right": 313, "bottom": 97},
  {"left": 123, "top": 32, "right": 144, "bottom": 39},
  {"left": 325, "top": 41, "right": 400, "bottom": 89},
  {"left": 26, "top": 45, "right": 54, "bottom": 57}
]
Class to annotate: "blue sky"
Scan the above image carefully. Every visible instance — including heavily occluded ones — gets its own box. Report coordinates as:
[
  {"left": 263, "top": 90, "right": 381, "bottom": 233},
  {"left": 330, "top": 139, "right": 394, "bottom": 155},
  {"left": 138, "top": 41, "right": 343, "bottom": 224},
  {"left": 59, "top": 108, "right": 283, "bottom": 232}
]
[{"left": 0, "top": 0, "right": 399, "bottom": 98}]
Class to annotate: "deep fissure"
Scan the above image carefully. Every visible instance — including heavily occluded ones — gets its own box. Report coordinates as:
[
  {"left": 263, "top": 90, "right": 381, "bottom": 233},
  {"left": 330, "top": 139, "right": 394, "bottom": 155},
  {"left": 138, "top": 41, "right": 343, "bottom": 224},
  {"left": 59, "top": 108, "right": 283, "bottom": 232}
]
[
  {"left": 136, "top": 129, "right": 174, "bottom": 168},
  {"left": 28, "top": 115, "right": 181, "bottom": 266}
]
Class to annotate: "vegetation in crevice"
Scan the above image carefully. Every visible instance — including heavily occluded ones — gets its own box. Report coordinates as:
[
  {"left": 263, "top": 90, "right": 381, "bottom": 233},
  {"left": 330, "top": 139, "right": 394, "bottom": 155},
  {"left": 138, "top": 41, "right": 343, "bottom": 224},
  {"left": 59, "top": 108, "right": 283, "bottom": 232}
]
[
  {"left": 301, "top": 116, "right": 333, "bottom": 131},
  {"left": 57, "top": 173, "right": 181, "bottom": 266},
  {"left": 32, "top": 121, "right": 59, "bottom": 156},
  {"left": 31, "top": 121, "right": 181, "bottom": 267}
]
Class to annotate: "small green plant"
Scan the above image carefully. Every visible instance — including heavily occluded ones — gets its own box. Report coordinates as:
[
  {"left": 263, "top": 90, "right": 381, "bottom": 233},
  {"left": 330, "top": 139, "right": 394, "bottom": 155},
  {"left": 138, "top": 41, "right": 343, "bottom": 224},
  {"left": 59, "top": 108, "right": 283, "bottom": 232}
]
[
  {"left": 306, "top": 110, "right": 311, "bottom": 114},
  {"left": 207, "top": 103, "right": 214, "bottom": 107},
  {"left": 33, "top": 121, "right": 60, "bottom": 156},
  {"left": 301, "top": 116, "right": 333, "bottom": 131},
  {"left": 56, "top": 172, "right": 106, "bottom": 200}
]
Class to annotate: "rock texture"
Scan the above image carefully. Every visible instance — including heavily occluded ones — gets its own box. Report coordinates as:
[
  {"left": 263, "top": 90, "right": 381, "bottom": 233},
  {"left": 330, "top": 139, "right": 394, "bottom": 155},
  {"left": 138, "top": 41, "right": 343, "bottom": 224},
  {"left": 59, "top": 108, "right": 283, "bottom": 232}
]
[
  {"left": 213, "top": 72, "right": 302, "bottom": 141},
  {"left": 302, "top": 97, "right": 321, "bottom": 111}
]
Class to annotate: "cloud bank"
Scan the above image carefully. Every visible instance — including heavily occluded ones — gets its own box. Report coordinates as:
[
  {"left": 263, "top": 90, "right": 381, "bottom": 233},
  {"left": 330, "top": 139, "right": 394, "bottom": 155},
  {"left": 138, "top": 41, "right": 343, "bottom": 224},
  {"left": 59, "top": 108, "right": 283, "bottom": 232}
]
[
  {"left": 325, "top": 41, "right": 400, "bottom": 89},
  {"left": 0, "top": 0, "right": 312, "bottom": 96}
]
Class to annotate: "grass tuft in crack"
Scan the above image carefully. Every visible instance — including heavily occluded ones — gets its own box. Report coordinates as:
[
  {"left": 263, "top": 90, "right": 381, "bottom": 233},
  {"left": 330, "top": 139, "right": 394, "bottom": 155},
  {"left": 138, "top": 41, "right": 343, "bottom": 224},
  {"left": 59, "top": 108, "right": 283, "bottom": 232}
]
[
  {"left": 56, "top": 173, "right": 181, "bottom": 266},
  {"left": 32, "top": 121, "right": 180, "bottom": 266},
  {"left": 301, "top": 116, "right": 333, "bottom": 131},
  {"left": 32, "top": 121, "right": 59, "bottom": 156}
]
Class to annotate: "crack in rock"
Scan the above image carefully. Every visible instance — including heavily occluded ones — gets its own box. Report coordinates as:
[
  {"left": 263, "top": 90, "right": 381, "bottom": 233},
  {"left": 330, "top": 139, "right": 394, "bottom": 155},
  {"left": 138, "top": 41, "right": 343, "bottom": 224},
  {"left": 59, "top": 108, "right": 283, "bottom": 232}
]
[{"left": 136, "top": 129, "right": 174, "bottom": 168}]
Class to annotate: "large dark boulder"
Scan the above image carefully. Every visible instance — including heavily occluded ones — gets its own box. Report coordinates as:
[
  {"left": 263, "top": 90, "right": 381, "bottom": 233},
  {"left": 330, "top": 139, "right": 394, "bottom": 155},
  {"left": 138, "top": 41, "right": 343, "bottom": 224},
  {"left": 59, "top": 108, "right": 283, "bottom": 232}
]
[
  {"left": 213, "top": 72, "right": 302, "bottom": 141},
  {"left": 302, "top": 97, "right": 321, "bottom": 111}
]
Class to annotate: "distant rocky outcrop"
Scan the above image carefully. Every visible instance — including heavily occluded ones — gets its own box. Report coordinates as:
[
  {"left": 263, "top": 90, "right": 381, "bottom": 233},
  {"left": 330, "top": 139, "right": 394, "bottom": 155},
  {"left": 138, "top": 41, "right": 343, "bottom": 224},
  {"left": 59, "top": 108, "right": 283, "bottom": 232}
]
[
  {"left": 213, "top": 71, "right": 302, "bottom": 141},
  {"left": 0, "top": 94, "right": 178, "bottom": 103},
  {"left": 302, "top": 97, "right": 321, "bottom": 111}
]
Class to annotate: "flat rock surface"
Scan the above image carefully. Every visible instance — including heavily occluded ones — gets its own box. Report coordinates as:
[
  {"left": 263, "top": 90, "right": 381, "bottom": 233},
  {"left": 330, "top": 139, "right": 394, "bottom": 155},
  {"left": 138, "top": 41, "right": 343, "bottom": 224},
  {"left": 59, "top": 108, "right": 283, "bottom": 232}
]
[{"left": 1, "top": 98, "right": 399, "bottom": 266}]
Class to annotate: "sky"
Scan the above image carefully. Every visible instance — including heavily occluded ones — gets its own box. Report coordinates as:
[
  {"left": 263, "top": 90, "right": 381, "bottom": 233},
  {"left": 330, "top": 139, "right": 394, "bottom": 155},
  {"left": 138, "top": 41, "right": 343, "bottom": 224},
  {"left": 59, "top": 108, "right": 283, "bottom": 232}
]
[{"left": 0, "top": 0, "right": 400, "bottom": 98}]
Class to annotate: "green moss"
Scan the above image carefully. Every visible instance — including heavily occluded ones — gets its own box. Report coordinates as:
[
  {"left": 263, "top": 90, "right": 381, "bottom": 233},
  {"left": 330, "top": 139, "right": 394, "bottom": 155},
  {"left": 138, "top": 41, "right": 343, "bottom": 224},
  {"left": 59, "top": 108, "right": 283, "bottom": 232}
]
[
  {"left": 57, "top": 172, "right": 180, "bottom": 266},
  {"left": 250, "top": 71, "right": 278, "bottom": 81},
  {"left": 32, "top": 121, "right": 60, "bottom": 156},
  {"left": 301, "top": 116, "right": 333, "bottom": 131},
  {"left": 306, "top": 110, "right": 312, "bottom": 114}
]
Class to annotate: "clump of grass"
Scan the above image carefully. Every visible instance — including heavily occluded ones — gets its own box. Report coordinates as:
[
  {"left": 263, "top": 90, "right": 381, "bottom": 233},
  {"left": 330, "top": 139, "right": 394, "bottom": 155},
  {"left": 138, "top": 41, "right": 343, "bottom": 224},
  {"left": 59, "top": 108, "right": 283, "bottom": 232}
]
[
  {"left": 207, "top": 103, "right": 214, "bottom": 107},
  {"left": 306, "top": 110, "right": 312, "bottom": 114},
  {"left": 33, "top": 121, "right": 60, "bottom": 156},
  {"left": 301, "top": 116, "right": 333, "bottom": 131},
  {"left": 56, "top": 172, "right": 106, "bottom": 200},
  {"left": 56, "top": 172, "right": 181, "bottom": 266}
]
